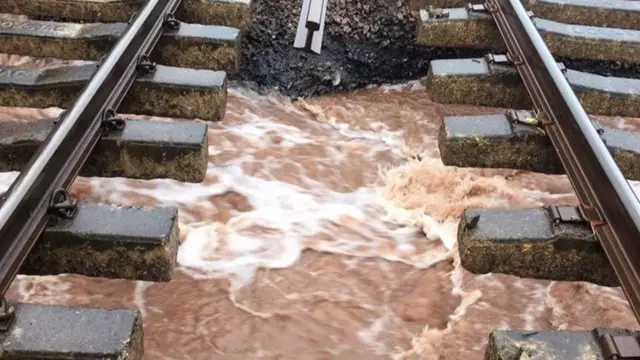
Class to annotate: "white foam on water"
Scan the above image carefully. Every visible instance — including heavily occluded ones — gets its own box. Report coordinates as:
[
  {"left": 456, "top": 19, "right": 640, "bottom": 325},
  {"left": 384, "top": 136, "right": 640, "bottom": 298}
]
[
  {"left": 2, "top": 81, "right": 638, "bottom": 359},
  {"left": 171, "top": 164, "right": 443, "bottom": 288},
  {"left": 0, "top": 86, "right": 582, "bottom": 291},
  {"left": 379, "top": 79, "right": 427, "bottom": 93},
  {"left": 67, "top": 101, "right": 447, "bottom": 290}
]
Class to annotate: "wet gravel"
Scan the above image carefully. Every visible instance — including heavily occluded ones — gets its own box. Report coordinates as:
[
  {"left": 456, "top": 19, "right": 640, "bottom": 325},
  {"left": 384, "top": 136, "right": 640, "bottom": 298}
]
[
  {"left": 560, "top": 57, "right": 640, "bottom": 80},
  {"left": 231, "top": 0, "right": 640, "bottom": 97},
  {"left": 230, "top": 0, "right": 488, "bottom": 97},
  {"left": 233, "top": 40, "right": 487, "bottom": 98}
]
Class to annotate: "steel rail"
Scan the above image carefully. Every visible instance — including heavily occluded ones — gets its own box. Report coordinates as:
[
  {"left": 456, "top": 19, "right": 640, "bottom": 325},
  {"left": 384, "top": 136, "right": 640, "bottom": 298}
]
[
  {"left": 0, "top": 0, "right": 181, "bottom": 296},
  {"left": 484, "top": 0, "right": 640, "bottom": 320}
]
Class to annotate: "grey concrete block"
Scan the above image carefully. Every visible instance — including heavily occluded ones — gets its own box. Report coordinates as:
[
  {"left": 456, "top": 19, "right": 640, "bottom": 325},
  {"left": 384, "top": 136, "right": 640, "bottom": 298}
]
[
  {"left": 0, "top": 63, "right": 227, "bottom": 121},
  {"left": 458, "top": 206, "right": 617, "bottom": 286},
  {"left": 4, "top": 0, "right": 252, "bottom": 30},
  {"left": 0, "top": 118, "right": 208, "bottom": 182},
  {"left": 416, "top": 6, "right": 640, "bottom": 63},
  {"left": 21, "top": 202, "right": 179, "bottom": 282},
  {"left": 426, "top": 57, "right": 640, "bottom": 117},
  {"left": 0, "top": 303, "right": 143, "bottom": 360},
  {"left": 0, "top": 19, "right": 240, "bottom": 72},
  {"left": 439, "top": 112, "right": 640, "bottom": 180}
]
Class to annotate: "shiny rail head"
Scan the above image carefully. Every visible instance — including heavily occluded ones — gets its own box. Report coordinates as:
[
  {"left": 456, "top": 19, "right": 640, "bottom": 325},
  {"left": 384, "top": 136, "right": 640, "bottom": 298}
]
[
  {"left": 488, "top": 0, "right": 640, "bottom": 322},
  {"left": 425, "top": 56, "right": 640, "bottom": 118},
  {"left": 503, "top": 0, "right": 640, "bottom": 222},
  {"left": 0, "top": 0, "right": 183, "bottom": 297}
]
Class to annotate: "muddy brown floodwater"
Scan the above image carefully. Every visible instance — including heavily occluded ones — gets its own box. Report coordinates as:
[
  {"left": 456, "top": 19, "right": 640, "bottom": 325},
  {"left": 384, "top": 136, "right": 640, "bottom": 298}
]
[{"left": 1, "top": 54, "right": 639, "bottom": 359}]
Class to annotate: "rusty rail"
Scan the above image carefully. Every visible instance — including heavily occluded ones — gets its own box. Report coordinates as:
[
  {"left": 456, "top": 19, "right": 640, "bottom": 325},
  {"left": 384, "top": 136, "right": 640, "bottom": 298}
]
[{"left": 484, "top": 0, "right": 640, "bottom": 320}]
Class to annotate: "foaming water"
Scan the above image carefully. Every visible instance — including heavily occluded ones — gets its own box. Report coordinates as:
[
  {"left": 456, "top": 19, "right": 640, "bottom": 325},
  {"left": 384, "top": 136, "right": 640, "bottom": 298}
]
[{"left": 0, "top": 76, "right": 639, "bottom": 359}]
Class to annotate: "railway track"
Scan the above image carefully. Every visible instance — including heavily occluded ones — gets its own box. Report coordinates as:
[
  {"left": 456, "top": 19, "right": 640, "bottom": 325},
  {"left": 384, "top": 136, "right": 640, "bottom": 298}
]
[
  {"left": 417, "top": 0, "right": 640, "bottom": 358},
  {"left": 0, "top": 0, "right": 639, "bottom": 358},
  {"left": 0, "top": 0, "right": 248, "bottom": 358}
]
